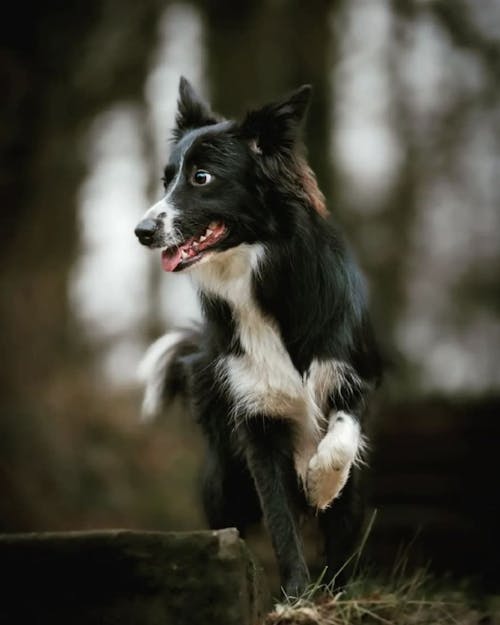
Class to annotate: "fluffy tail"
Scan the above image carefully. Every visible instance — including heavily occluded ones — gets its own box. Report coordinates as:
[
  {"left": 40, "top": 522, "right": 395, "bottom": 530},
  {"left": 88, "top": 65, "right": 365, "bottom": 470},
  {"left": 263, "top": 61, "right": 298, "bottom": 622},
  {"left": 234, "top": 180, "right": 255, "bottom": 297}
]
[{"left": 137, "top": 328, "right": 199, "bottom": 421}]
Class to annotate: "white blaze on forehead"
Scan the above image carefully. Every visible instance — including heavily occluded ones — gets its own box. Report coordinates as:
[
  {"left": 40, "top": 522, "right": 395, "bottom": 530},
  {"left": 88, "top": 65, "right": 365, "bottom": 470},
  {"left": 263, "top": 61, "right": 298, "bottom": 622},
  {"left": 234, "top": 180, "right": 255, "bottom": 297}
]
[
  {"left": 144, "top": 123, "right": 223, "bottom": 227},
  {"left": 142, "top": 153, "right": 186, "bottom": 244}
]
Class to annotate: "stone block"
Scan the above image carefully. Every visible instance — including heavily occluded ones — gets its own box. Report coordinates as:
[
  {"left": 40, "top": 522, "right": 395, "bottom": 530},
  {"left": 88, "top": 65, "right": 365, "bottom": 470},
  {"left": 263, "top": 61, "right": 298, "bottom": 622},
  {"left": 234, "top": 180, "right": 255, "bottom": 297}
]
[{"left": 0, "top": 528, "right": 270, "bottom": 625}]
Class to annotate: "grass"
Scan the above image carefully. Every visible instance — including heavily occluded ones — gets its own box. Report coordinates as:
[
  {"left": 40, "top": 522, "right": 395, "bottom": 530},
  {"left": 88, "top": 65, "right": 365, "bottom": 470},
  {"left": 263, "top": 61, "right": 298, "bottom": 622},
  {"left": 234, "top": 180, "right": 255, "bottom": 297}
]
[
  {"left": 264, "top": 569, "right": 488, "bottom": 625},
  {"left": 263, "top": 512, "right": 495, "bottom": 625}
]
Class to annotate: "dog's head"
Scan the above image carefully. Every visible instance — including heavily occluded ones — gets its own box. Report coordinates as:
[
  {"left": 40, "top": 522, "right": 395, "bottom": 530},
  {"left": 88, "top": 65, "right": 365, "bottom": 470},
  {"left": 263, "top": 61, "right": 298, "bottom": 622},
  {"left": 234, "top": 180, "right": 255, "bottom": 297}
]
[{"left": 135, "top": 77, "right": 324, "bottom": 272}]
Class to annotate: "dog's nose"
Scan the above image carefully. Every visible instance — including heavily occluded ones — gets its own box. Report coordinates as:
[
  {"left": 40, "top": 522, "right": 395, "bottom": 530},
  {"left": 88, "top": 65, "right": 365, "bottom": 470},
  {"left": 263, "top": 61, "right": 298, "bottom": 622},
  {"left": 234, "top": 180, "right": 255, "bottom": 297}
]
[{"left": 135, "top": 218, "right": 159, "bottom": 244}]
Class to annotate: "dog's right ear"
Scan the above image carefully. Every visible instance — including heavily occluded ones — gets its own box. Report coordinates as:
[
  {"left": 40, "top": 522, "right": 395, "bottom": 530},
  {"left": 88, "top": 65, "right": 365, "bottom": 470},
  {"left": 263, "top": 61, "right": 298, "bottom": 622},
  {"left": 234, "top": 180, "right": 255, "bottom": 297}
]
[
  {"left": 239, "top": 84, "right": 312, "bottom": 155},
  {"left": 173, "top": 77, "right": 220, "bottom": 140}
]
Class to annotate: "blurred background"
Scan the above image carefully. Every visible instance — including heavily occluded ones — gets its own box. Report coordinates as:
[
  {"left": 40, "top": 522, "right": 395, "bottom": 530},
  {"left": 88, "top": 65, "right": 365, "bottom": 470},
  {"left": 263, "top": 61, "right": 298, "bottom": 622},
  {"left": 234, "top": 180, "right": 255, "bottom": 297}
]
[{"left": 1, "top": 0, "right": 499, "bottom": 592}]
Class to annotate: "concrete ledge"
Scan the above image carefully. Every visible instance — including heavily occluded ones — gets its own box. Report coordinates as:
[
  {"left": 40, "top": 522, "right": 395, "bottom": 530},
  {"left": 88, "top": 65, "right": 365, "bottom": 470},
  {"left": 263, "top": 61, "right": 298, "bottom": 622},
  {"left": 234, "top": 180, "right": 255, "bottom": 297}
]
[{"left": 0, "top": 528, "right": 270, "bottom": 625}]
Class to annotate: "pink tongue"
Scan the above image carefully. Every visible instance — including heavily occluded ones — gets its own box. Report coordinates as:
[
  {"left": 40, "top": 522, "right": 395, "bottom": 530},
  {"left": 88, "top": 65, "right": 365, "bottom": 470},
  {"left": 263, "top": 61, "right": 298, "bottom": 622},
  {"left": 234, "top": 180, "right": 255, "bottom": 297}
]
[{"left": 161, "top": 248, "right": 182, "bottom": 272}]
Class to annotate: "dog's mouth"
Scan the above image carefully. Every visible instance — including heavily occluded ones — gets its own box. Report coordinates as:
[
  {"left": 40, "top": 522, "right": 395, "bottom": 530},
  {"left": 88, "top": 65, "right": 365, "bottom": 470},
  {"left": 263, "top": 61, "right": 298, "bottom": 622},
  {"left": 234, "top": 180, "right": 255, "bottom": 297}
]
[{"left": 161, "top": 221, "right": 228, "bottom": 272}]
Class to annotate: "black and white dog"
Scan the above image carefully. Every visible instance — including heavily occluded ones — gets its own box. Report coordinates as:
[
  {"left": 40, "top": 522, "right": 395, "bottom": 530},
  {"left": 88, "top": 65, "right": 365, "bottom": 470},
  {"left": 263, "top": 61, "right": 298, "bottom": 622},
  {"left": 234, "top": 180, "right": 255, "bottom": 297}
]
[{"left": 135, "top": 78, "right": 381, "bottom": 596}]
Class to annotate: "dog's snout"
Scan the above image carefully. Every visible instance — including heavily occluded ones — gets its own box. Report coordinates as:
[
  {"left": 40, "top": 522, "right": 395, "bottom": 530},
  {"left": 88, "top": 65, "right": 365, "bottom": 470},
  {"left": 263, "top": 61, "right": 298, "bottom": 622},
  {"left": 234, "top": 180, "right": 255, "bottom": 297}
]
[{"left": 135, "top": 218, "right": 159, "bottom": 244}]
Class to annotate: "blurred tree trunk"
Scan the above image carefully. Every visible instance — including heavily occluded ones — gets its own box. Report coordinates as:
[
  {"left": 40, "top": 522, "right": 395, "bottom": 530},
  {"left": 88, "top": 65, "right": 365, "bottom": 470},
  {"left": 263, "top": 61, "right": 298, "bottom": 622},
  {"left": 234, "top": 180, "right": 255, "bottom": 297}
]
[
  {"left": 203, "top": 0, "right": 336, "bottom": 200},
  {"left": 0, "top": 1, "right": 162, "bottom": 410},
  {"left": 0, "top": 0, "right": 166, "bottom": 531},
  {"left": 1, "top": 4, "right": 91, "bottom": 406}
]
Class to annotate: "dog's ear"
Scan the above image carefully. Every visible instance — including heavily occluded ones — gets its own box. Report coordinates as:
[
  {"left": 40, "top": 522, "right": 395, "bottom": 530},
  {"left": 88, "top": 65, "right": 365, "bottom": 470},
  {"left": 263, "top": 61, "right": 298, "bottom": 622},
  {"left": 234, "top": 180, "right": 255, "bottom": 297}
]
[
  {"left": 239, "top": 85, "right": 312, "bottom": 155},
  {"left": 173, "top": 77, "right": 220, "bottom": 140}
]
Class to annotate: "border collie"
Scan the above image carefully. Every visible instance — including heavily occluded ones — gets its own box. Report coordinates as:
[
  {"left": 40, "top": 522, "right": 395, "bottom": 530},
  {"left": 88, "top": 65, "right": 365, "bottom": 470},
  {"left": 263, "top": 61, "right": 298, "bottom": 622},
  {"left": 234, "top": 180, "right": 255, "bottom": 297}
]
[{"left": 135, "top": 77, "right": 381, "bottom": 596}]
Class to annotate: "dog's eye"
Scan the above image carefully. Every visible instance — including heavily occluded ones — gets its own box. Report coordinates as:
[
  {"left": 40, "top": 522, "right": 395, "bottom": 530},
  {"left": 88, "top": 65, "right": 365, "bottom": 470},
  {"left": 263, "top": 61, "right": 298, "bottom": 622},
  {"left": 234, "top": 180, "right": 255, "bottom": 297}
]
[{"left": 191, "top": 170, "right": 212, "bottom": 186}]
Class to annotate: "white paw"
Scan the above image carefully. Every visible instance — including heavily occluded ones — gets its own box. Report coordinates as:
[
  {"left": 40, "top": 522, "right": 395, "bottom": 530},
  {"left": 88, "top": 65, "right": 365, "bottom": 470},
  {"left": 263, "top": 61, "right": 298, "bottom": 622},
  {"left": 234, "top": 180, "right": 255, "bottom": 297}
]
[
  {"left": 303, "top": 411, "right": 362, "bottom": 510},
  {"left": 306, "top": 452, "right": 351, "bottom": 510}
]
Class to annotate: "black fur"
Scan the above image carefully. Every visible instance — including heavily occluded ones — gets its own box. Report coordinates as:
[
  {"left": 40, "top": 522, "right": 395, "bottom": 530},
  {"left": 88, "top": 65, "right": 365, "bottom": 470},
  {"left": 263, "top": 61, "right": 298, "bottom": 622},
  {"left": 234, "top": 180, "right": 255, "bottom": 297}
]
[{"left": 136, "top": 78, "right": 382, "bottom": 597}]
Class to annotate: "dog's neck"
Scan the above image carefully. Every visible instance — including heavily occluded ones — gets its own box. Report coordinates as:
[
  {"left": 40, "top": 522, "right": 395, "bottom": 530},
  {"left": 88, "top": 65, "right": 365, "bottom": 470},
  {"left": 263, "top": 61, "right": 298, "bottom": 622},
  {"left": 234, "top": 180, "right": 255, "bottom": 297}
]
[{"left": 191, "top": 243, "right": 265, "bottom": 305}]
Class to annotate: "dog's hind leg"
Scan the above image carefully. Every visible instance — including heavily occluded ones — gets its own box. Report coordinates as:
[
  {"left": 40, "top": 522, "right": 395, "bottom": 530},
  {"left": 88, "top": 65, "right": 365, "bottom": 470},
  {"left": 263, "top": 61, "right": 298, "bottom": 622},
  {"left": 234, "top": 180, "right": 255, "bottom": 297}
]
[
  {"left": 201, "top": 447, "right": 262, "bottom": 538},
  {"left": 241, "top": 418, "right": 310, "bottom": 598}
]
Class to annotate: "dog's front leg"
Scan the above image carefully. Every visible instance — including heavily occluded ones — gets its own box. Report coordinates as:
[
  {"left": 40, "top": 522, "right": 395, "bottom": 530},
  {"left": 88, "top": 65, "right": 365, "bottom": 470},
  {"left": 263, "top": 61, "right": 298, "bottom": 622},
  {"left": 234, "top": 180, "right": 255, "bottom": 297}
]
[{"left": 240, "top": 418, "right": 310, "bottom": 598}]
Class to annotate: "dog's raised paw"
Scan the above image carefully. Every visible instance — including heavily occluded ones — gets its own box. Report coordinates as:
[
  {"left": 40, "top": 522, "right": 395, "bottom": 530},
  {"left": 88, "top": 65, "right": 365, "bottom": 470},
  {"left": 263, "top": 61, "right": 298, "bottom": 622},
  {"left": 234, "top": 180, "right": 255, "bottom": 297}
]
[{"left": 306, "top": 453, "right": 350, "bottom": 510}]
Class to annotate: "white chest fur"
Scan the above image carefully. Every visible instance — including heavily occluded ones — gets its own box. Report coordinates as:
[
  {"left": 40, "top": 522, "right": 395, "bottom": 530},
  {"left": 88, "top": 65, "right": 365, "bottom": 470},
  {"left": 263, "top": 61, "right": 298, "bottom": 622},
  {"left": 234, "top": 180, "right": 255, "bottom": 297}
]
[
  {"left": 194, "top": 246, "right": 310, "bottom": 415},
  {"left": 193, "top": 243, "right": 353, "bottom": 481}
]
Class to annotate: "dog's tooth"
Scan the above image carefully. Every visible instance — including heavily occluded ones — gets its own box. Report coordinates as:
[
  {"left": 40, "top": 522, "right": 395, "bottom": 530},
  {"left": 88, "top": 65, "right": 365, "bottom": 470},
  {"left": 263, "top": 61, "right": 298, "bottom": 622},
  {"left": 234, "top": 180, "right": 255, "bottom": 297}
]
[
  {"left": 181, "top": 249, "right": 188, "bottom": 260},
  {"left": 208, "top": 221, "right": 218, "bottom": 229},
  {"left": 199, "top": 235, "right": 207, "bottom": 242},
  {"left": 206, "top": 228, "right": 213, "bottom": 237},
  {"left": 193, "top": 242, "right": 199, "bottom": 251}
]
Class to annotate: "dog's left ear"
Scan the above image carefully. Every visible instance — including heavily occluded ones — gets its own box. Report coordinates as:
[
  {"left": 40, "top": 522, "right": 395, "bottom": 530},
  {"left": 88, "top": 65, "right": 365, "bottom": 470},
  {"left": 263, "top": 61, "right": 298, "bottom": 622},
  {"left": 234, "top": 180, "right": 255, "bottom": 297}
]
[
  {"left": 174, "top": 76, "right": 220, "bottom": 139},
  {"left": 239, "top": 84, "right": 312, "bottom": 155}
]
